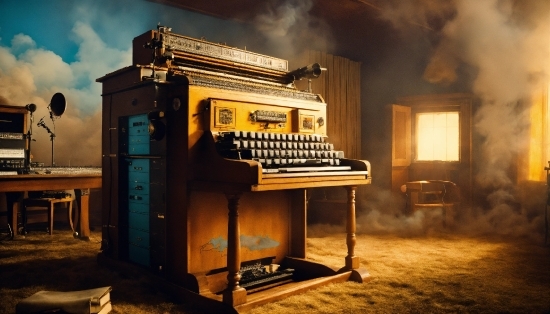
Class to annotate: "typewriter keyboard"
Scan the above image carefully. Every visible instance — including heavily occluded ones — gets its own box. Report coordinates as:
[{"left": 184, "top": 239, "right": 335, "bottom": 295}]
[{"left": 215, "top": 131, "right": 349, "bottom": 173}]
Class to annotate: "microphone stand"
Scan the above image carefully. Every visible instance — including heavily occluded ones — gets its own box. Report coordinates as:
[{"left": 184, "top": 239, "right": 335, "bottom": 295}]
[
  {"left": 37, "top": 116, "right": 56, "bottom": 167},
  {"left": 22, "top": 112, "right": 34, "bottom": 174},
  {"left": 50, "top": 132, "right": 56, "bottom": 167}
]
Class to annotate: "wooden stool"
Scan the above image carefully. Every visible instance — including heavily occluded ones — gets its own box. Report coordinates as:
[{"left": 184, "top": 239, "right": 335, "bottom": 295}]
[{"left": 22, "top": 197, "right": 74, "bottom": 235}]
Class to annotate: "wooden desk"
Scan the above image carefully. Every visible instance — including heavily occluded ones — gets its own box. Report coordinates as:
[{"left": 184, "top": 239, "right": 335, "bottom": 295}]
[{"left": 0, "top": 172, "right": 101, "bottom": 240}]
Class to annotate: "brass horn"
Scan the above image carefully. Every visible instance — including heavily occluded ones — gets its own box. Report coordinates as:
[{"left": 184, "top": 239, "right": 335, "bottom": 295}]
[{"left": 287, "top": 63, "right": 324, "bottom": 82}]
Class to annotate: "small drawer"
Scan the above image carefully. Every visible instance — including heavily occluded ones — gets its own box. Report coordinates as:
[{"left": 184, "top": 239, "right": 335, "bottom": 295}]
[
  {"left": 128, "top": 136, "right": 150, "bottom": 155},
  {"left": 129, "top": 211, "right": 149, "bottom": 231},
  {"left": 129, "top": 227, "right": 150, "bottom": 248},
  {"left": 128, "top": 202, "right": 149, "bottom": 214},
  {"left": 128, "top": 171, "right": 149, "bottom": 184},
  {"left": 128, "top": 193, "right": 150, "bottom": 205},
  {"left": 129, "top": 181, "right": 150, "bottom": 195},
  {"left": 127, "top": 158, "right": 150, "bottom": 172}
]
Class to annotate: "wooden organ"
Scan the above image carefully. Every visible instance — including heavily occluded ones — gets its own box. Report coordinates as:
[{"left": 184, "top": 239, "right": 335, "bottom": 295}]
[{"left": 98, "top": 25, "right": 371, "bottom": 312}]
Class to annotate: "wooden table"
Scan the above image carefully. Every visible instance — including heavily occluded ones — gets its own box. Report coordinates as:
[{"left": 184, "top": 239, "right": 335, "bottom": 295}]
[{"left": 0, "top": 172, "right": 101, "bottom": 240}]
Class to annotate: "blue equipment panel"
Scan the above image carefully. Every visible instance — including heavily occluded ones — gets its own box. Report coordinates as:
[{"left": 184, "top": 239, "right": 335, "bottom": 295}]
[
  {"left": 127, "top": 155, "right": 151, "bottom": 267},
  {"left": 128, "top": 114, "right": 150, "bottom": 155}
]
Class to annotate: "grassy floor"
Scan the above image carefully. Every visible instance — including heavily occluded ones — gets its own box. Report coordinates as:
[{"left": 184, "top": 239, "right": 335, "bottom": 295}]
[{"left": 1, "top": 228, "right": 549, "bottom": 313}]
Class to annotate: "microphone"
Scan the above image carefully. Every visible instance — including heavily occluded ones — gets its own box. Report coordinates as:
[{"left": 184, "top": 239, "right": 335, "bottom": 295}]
[
  {"left": 25, "top": 104, "right": 37, "bottom": 112},
  {"left": 37, "top": 117, "right": 45, "bottom": 127}
]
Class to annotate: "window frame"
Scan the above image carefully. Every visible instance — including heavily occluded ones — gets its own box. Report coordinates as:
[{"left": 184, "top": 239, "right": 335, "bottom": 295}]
[{"left": 411, "top": 105, "right": 462, "bottom": 164}]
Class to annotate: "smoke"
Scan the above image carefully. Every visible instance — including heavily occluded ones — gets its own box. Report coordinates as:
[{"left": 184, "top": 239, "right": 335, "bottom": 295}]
[
  {"left": 377, "top": 0, "right": 457, "bottom": 33},
  {"left": 252, "top": 0, "right": 334, "bottom": 61},
  {"left": 307, "top": 185, "right": 449, "bottom": 238},
  {"left": 381, "top": 0, "right": 550, "bottom": 96},
  {"left": 423, "top": 0, "right": 544, "bottom": 203},
  {"left": 333, "top": 0, "right": 550, "bottom": 240}
]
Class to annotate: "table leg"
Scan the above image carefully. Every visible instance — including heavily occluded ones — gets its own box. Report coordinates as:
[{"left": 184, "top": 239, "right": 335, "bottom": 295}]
[
  {"left": 342, "top": 186, "right": 371, "bottom": 283},
  {"left": 75, "top": 188, "right": 90, "bottom": 240},
  {"left": 345, "top": 186, "right": 359, "bottom": 270},
  {"left": 223, "top": 192, "right": 247, "bottom": 306},
  {"left": 6, "top": 192, "right": 23, "bottom": 237}
]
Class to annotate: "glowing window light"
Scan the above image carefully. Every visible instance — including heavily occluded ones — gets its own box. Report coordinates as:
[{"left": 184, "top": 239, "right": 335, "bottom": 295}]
[
  {"left": 527, "top": 83, "right": 549, "bottom": 181},
  {"left": 416, "top": 112, "right": 459, "bottom": 161}
]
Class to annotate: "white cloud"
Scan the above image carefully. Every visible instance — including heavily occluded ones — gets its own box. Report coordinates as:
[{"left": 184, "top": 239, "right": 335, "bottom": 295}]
[
  {"left": 0, "top": 63, "right": 37, "bottom": 103},
  {"left": 0, "top": 46, "right": 18, "bottom": 71},
  {"left": 70, "top": 22, "right": 131, "bottom": 91},
  {"left": 0, "top": 22, "right": 131, "bottom": 166},
  {"left": 11, "top": 34, "right": 36, "bottom": 51},
  {"left": 19, "top": 48, "right": 74, "bottom": 91}
]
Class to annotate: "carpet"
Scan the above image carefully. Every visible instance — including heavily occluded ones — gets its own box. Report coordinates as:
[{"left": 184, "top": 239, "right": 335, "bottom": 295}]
[{"left": 1, "top": 226, "right": 549, "bottom": 313}]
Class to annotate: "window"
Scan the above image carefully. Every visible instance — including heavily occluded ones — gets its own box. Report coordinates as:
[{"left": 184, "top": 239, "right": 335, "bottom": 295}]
[
  {"left": 525, "top": 83, "right": 549, "bottom": 181},
  {"left": 416, "top": 112, "right": 459, "bottom": 161}
]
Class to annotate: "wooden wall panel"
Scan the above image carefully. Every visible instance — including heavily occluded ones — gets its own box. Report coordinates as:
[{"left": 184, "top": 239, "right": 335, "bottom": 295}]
[{"left": 294, "top": 51, "right": 362, "bottom": 159}]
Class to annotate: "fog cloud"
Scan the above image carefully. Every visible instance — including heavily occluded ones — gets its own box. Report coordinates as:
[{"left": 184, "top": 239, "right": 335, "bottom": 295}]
[
  {"left": 339, "top": 0, "right": 550, "bottom": 240},
  {"left": 253, "top": 0, "right": 334, "bottom": 60}
]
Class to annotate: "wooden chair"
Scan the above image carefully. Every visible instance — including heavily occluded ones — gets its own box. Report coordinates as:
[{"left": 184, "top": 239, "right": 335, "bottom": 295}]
[
  {"left": 22, "top": 192, "right": 74, "bottom": 235},
  {"left": 401, "top": 180, "right": 460, "bottom": 226}
]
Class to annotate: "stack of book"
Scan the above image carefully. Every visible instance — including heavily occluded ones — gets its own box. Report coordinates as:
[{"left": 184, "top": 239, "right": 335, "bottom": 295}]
[{"left": 16, "top": 286, "right": 112, "bottom": 314}]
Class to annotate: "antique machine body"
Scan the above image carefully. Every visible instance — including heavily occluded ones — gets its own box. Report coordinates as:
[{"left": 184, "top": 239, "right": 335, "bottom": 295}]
[
  {"left": 98, "top": 26, "right": 371, "bottom": 312},
  {"left": 0, "top": 104, "right": 28, "bottom": 174}
]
